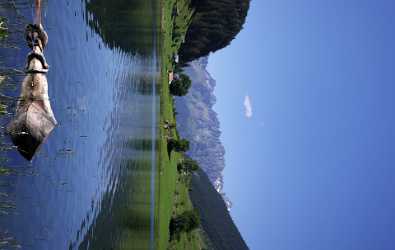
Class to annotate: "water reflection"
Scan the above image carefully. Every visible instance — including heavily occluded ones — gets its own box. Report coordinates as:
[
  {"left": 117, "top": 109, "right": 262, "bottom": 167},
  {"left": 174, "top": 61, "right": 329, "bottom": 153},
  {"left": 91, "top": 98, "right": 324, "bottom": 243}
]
[
  {"left": 0, "top": 3, "right": 26, "bottom": 248},
  {"left": 86, "top": 0, "right": 159, "bottom": 55},
  {"left": 0, "top": 0, "right": 159, "bottom": 249}
]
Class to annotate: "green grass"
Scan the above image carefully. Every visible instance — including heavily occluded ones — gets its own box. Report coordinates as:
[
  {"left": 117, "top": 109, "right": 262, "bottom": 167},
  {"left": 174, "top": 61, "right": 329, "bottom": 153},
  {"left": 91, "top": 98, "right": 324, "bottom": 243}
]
[
  {"left": 156, "top": 0, "right": 205, "bottom": 249},
  {"left": 167, "top": 177, "right": 205, "bottom": 250}
]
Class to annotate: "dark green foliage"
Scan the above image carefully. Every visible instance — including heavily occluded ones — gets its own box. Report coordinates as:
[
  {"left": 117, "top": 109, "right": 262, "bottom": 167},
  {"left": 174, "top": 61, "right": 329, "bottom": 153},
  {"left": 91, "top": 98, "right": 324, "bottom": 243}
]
[
  {"left": 168, "top": 138, "right": 190, "bottom": 152},
  {"left": 190, "top": 169, "right": 249, "bottom": 250},
  {"left": 169, "top": 74, "right": 192, "bottom": 96},
  {"left": 180, "top": 0, "right": 250, "bottom": 62},
  {"left": 169, "top": 210, "right": 201, "bottom": 239},
  {"left": 177, "top": 157, "right": 199, "bottom": 175}
]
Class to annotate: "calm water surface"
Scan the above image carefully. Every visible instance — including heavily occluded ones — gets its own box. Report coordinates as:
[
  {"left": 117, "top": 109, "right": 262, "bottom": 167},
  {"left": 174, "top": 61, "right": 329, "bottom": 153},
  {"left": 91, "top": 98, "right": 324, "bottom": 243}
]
[{"left": 0, "top": 0, "right": 160, "bottom": 249}]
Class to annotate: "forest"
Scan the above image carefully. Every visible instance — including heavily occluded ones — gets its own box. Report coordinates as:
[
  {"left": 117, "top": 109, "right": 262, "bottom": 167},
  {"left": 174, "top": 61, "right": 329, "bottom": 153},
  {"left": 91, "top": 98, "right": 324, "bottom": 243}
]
[{"left": 179, "top": 0, "right": 250, "bottom": 62}]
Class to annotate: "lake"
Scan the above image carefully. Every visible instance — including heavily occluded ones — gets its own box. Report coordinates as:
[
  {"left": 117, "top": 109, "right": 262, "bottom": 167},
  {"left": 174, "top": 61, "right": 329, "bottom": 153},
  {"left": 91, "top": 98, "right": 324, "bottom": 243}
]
[{"left": 0, "top": 0, "right": 160, "bottom": 249}]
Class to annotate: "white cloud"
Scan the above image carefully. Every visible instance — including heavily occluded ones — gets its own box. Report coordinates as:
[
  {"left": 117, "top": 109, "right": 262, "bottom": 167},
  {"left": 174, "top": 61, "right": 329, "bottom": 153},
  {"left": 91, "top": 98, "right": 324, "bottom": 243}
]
[{"left": 243, "top": 95, "right": 253, "bottom": 119}]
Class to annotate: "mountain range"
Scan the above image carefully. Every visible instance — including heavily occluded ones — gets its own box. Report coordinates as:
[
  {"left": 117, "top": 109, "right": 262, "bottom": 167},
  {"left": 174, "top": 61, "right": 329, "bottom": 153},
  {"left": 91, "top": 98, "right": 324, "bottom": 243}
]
[{"left": 175, "top": 56, "right": 232, "bottom": 209}]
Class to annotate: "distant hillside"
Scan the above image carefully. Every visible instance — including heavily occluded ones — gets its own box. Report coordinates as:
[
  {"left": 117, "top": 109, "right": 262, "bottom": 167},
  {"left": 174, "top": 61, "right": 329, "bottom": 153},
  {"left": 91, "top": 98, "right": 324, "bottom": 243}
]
[
  {"left": 175, "top": 57, "right": 232, "bottom": 207},
  {"left": 180, "top": 0, "right": 250, "bottom": 62},
  {"left": 190, "top": 169, "right": 249, "bottom": 250}
]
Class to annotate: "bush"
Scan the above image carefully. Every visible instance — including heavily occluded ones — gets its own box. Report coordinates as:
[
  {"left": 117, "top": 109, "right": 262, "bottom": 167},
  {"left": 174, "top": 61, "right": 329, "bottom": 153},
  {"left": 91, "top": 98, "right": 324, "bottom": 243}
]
[
  {"left": 168, "top": 138, "right": 190, "bottom": 152},
  {"left": 169, "top": 210, "right": 201, "bottom": 238},
  {"left": 177, "top": 157, "right": 199, "bottom": 175}
]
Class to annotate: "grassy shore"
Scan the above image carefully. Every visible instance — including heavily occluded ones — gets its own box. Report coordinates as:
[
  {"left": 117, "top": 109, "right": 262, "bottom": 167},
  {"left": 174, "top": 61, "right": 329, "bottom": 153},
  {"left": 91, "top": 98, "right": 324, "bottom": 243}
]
[{"left": 156, "top": 0, "right": 205, "bottom": 249}]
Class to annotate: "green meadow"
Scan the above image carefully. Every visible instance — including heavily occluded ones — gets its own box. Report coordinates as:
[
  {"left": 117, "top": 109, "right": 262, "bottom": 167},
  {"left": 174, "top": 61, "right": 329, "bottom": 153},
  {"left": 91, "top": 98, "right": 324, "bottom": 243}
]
[{"left": 156, "top": 0, "right": 205, "bottom": 249}]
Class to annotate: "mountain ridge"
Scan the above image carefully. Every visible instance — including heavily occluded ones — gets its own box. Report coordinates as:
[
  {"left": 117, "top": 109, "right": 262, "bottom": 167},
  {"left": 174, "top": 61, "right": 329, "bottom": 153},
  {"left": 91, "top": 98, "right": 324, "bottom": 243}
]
[
  {"left": 175, "top": 56, "right": 232, "bottom": 209},
  {"left": 189, "top": 168, "right": 249, "bottom": 250}
]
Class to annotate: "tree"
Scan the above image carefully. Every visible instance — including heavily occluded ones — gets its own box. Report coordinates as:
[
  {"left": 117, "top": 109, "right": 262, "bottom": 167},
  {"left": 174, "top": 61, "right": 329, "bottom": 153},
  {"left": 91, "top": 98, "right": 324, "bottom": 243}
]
[
  {"left": 177, "top": 157, "right": 199, "bottom": 175},
  {"left": 169, "top": 210, "right": 201, "bottom": 238},
  {"left": 168, "top": 138, "right": 190, "bottom": 152},
  {"left": 169, "top": 74, "right": 192, "bottom": 96}
]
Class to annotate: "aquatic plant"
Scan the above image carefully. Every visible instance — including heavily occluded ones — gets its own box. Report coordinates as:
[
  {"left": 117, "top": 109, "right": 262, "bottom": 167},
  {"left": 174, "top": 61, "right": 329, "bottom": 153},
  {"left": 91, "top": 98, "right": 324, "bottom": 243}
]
[
  {"left": 0, "top": 232, "right": 20, "bottom": 249},
  {"left": 0, "top": 19, "right": 8, "bottom": 113},
  {"left": 0, "top": 103, "right": 7, "bottom": 115},
  {"left": 0, "top": 17, "right": 7, "bottom": 40},
  {"left": 0, "top": 167, "right": 13, "bottom": 176}
]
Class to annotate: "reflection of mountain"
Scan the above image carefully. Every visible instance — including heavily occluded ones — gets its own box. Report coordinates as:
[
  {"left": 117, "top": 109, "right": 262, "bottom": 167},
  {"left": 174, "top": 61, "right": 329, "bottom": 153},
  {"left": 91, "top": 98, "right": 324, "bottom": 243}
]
[
  {"left": 190, "top": 169, "right": 249, "bottom": 250},
  {"left": 175, "top": 57, "right": 232, "bottom": 208},
  {"left": 85, "top": 0, "right": 157, "bottom": 55}
]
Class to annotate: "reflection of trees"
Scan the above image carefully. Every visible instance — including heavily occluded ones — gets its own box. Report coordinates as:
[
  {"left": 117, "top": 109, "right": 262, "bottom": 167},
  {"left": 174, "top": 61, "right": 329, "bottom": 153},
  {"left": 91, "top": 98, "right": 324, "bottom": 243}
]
[
  {"left": 126, "top": 138, "right": 159, "bottom": 151},
  {"left": 85, "top": 0, "right": 157, "bottom": 55},
  {"left": 77, "top": 155, "right": 153, "bottom": 250}
]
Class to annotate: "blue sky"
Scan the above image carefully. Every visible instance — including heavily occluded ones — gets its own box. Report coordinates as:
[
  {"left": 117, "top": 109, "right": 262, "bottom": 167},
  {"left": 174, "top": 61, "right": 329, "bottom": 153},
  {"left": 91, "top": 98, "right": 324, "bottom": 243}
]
[{"left": 208, "top": 1, "right": 395, "bottom": 249}]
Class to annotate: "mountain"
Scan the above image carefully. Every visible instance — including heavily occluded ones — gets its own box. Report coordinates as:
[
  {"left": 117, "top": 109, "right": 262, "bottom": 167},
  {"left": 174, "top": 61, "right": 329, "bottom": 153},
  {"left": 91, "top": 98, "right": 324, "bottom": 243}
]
[
  {"left": 180, "top": 0, "right": 250, "bottom": 63},
  {"left": 189, "top": 168, "right": 249, "bottom": 250},
  {"left": 175, "top": 57, "right": 232, "bottom": 207}
]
